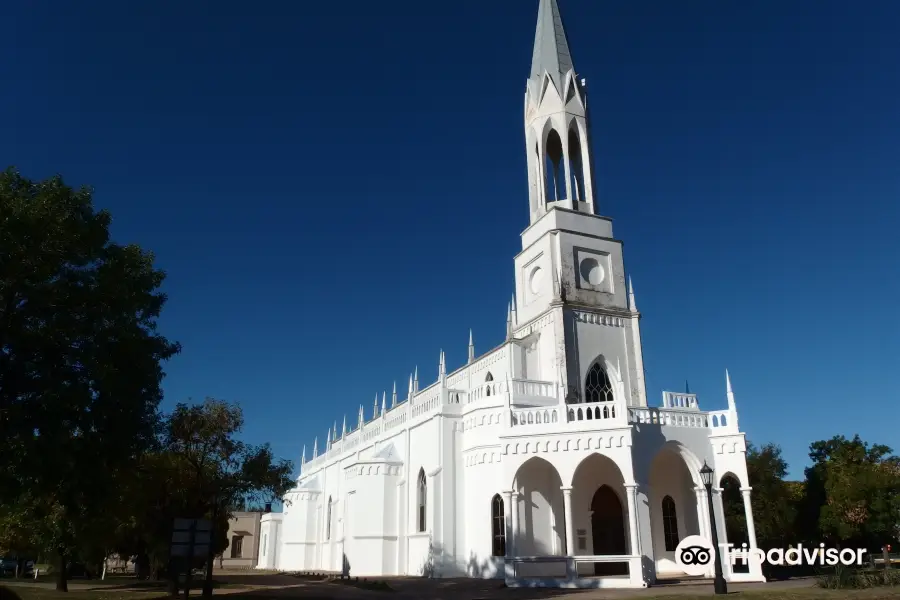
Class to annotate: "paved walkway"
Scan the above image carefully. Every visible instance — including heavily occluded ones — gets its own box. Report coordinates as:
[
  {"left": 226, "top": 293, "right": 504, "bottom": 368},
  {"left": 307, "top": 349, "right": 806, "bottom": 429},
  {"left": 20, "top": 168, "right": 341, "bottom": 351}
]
[{"left": 2, "top": 574, "right": 820, "bottom": 599}]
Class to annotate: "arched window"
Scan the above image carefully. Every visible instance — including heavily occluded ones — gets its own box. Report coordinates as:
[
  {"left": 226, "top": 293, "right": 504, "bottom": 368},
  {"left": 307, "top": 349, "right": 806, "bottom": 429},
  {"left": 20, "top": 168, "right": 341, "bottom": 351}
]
[
  {"left": 544, "top": 129, "right": 564, "bottom": 202},
  {"left": 568, "top": 126, "right": 585, "bottom": 202},
  {"left": 662, "top": 495, "right": 679, "bottom": 551},
  {"left": 585, "top": 363, "right": 614, "bottom": 403},
  {"left": 485, "top": 372, "right": 494, "bottom": 397},
  {"left": 326, "top": 496, "right": 332, "bottom": 540},
  {"left": 491, "top": 494, "right": 506, "bottom": 556},
  {"left": 417, "top": 469, "right": 427, "bottom": 532}
]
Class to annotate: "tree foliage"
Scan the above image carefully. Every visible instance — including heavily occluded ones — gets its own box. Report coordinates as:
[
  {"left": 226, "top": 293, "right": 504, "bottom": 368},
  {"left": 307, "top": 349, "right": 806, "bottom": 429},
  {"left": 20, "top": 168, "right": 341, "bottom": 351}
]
[
  {"left": 799, "top": 435, "right": 900, "bottom": 549},
  {"left": 112, "top": 399, "right": 294, "bottom": 579},
  {"left": 0, "top": 168, "right": 180, "bottom": 589}
]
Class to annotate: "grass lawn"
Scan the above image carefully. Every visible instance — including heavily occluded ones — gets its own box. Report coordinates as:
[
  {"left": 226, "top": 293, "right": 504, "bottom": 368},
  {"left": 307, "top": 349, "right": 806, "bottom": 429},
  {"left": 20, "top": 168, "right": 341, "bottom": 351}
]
[{"left": 3, "top": 581, "right": 900, "bottom": 600}]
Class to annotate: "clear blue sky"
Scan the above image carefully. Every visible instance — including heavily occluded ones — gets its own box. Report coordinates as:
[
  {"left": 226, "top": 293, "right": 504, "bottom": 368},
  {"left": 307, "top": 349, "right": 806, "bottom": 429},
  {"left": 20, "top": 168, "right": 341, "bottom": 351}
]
[{"left": 3, "top": 1, "right": 898, "bottom": 481}]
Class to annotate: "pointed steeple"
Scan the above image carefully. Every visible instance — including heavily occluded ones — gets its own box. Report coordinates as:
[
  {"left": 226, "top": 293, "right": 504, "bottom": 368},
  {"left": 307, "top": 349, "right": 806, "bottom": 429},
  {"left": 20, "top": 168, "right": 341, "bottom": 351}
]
[
  {"left": 392, "top": 381, "right": 398, "bottom": 407},
  {"left": 381, "top": 390, "right": 387, "bottom": 415},
  {"left": 628, "top": 276, "right": 637, "bottom": 312},
  {"left": 726, "top": 369, "right": 736, "bottom": 411},
  {"left": 313, "top": 437, "right": 318, "bottom": 458},
  {"left": 301, "top": 444, "right": 306, "bottom": 464},
  {"left": 439, "top": 349, "right": 446, "bottom": 378},
  {"left": 530, "top": 0, "right": 574, "bottom": 90},
  {"left": 468, "top": 329, "right": 475, "bottom": 364},
  {"left": 408, "top": 373, "right": 414, "bottom": 400},
  {"left": 413, "top": 366, "right": 419, "bottom": 393},
  {"left": 342, "top": 415, "right": 347, "bottom": 435}
]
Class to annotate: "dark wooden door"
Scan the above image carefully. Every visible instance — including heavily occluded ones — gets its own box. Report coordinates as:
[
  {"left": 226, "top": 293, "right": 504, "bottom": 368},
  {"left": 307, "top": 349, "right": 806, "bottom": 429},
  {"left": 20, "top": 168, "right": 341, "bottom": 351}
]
[{"left": 590, "top": 485, "right": 628, "bottom": 576}]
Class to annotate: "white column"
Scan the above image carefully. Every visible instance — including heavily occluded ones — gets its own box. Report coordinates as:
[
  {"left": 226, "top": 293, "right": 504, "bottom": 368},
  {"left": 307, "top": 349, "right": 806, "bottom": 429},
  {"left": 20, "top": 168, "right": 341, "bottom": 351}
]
[
  {"left": 625, "top": 484, "right": 641, "bottom": 556},
  {"left": 510, "top": 492, "right": 520, "bottom": 556},
  {"left": 712, "top": 487, "right": 732, "bottom": 578},
  {"left": 504, "top": 490, "right": 515, "bottom": 557},
  {"left": 561, "top": 486, "right": 574, "bottom": 555},
  {"left": 694, "top": 486, "right": 710, "bottom": 540},
  {"left": 740, "top": 487, "right": 758, "bottom": 550}
]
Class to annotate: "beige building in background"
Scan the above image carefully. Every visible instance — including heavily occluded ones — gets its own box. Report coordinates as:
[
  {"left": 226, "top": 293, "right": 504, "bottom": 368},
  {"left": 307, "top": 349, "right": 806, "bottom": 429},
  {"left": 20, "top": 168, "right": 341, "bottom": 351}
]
[{"left": 218, "top": 508, "right": 270, "bottom": 569}]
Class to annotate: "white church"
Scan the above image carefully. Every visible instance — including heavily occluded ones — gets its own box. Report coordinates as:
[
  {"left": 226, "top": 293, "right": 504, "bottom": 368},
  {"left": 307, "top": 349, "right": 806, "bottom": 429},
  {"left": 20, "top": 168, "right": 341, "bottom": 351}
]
[{"left": 257, "top": 0, "right": 765, "bottom": 588}]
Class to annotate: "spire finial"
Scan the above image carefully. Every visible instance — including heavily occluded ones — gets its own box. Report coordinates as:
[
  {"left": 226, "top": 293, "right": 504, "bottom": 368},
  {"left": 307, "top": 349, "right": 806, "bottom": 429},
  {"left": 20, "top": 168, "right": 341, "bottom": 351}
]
[
  {"left": 313, "top": 437, "right": 318, "bottom": 457},
  {"left": 358, "top": 404, "right": 364, "bottom": 427},
  {"left": 342, "top": 415, "right": 347, "bottom": 435},
  {"left": 725, "top": 369, "right": 737, "bottom": 420},
  {"left": 685, "top": 380, "right": 691, "bottom": 394},
  {"left": 392, "top": 381, "right": 398, "bottom": 407},
  {"left": 382, "top": 390, "right": 387, "bottom": 414},
  {"left": 468, "top": 329, "right": 475, "bottom": 364},
  {"left": 414, "top": 366, "right": 419, "bottom": 393},
  {"left": 301, "top": 444, "right": 306, "bottom": 464},
  {"left": 408, "top": 373, "right": 414, "bottom": 400},
  {"left": 374, "top": 393, "right": 379, "bottom": 418},
  {"left": 628, "top": 276, "right": 637, "bottom": 312},
  {"left": 506, "top": 302, "right": 513, "bottom": 338},
  {"left": 530, "top": 0, "right": 574, "bottom": 88}
]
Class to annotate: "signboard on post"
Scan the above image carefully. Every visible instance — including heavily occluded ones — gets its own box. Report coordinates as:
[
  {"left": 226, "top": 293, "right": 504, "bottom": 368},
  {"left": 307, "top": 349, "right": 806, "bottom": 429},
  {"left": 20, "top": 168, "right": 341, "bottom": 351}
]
[
  {"left": 171, "top": 519, "right": 213, "bottom": 600},
  {"left": 171, "top": 519, "right": 212, "bottom": 557}
]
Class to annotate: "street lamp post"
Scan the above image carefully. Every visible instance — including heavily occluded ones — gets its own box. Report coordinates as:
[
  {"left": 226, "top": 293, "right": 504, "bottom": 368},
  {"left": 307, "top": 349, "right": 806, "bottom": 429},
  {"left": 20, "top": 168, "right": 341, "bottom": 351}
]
[{"left": 700, "top": 461, "right": 728, "bottom": 595}]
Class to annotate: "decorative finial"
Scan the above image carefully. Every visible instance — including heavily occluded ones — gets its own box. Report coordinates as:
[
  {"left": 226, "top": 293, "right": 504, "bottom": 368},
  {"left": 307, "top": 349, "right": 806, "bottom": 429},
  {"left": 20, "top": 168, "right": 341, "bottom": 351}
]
[
  {"left": 506, "top": 302, "right": 513, "bottom": 338},
  {"left": 358, "top": 404, "right": 364, "bottom": 426},
  {"left": 628, "top": 276, "right": 637, "bottom": 312},
  {"left": 374, "top": 394, "right": 379, "bottom": 418},
  {"left": 313, "top": 437, "right": 318, "bottom": 458},
  {"left": 414, "top": 366, "right": 419, "bottom": 393},
  {"left": 726, "top": 369, "right": 733, "bottom": 394},
  {"left": 342, "top": 415, "right": 347, "bottom": 435},
  {"left": 685, "top": 380, "right": 691, "bottom": 394},
  {"left": 381, "top": 390, "right": 387, "bottom": 415},
  {"left": 392, "top": 381, "right": 398, "bottom": 407},
  {"left": 301, "top": 445, "right": 306, "bottom": 464},
  {"left": 408, "top": 373, "right": 414, "bottom": 400}
]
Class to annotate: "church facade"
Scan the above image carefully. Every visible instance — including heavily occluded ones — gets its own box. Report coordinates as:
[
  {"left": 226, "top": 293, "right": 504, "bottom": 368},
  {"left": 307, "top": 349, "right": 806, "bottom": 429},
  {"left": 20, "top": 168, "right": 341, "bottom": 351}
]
[{"left": 257, "top": 0, "right": 765, "bottom": 588}]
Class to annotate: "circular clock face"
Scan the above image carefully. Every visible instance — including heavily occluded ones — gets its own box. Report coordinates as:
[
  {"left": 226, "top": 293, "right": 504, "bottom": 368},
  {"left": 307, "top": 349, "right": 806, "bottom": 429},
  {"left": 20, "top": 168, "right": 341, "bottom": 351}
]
[
  {"left": 579, "top": 257, "right": 604, "bottom": 286},
  {"left": 529, "top": 266, "right": 543, "bottom": 295}
]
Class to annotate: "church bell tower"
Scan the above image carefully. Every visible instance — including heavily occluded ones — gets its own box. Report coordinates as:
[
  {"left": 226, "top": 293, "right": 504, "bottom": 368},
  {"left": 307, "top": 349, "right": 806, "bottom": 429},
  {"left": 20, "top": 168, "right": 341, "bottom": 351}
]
[
  {"left": 525, "top": 0, "right": 596, "bottom": 223},
  {"left": 513, "top": 0, "right": 648, "bottom": 408}
]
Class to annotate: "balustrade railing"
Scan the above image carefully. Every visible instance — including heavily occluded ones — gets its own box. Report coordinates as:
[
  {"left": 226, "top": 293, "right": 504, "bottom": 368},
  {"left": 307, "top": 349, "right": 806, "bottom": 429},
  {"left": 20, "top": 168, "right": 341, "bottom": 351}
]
[
  {"left": 662, "top": 391, "right": 698, "bottom": 409},
  {"left": 510, "top": 407, "right": 559, "bottom": 426},
  {"left": 629, "top": 407, "right": 708, "bottom": 428}
]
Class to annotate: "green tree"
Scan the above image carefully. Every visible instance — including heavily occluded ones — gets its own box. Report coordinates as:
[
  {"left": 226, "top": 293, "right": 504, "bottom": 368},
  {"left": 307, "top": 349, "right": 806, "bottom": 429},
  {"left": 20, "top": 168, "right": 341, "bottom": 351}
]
[
  {"left": 111, "top": 398, "right": 293, "bottom": 596},
  {"left": 800, "top": 435, "right": 900, "bottom": 550},
  {"left": 720, "top": 442, "right": 797, "bottom": 550},
  {"left": 0, "top": 168, "right": 180, "bottom": 590}
]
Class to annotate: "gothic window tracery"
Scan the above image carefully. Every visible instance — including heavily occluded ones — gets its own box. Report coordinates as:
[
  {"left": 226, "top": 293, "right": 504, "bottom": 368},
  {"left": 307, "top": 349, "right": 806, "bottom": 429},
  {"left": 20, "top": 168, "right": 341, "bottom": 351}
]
[
  {"left": 662, "top": 495, "right": 679, "bottom": 551},
  {"left": 585, "top": 362, "right": 614, "bottom": 404},
  {"left": 491, "top": 494, "right": 506, "bottom": 556},
  {"left": 417, "top": 468, "right": 427, "bottom": 532},
  {"left": 326, "top": 496, "right": 332, "bottom": 540}
]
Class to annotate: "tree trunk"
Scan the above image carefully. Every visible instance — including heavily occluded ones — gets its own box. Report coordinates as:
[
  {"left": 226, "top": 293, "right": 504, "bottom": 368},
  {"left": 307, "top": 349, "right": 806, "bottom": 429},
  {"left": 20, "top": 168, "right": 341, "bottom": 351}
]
[{"left": 56, "top": 550, "right": 68, "bottom": 592}]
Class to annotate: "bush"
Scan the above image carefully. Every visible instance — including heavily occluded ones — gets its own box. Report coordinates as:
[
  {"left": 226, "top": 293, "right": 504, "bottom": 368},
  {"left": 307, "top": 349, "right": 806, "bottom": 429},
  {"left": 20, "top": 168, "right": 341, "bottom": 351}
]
[{"left": 817, "top": 564, "right": 900, "bottom": 589}]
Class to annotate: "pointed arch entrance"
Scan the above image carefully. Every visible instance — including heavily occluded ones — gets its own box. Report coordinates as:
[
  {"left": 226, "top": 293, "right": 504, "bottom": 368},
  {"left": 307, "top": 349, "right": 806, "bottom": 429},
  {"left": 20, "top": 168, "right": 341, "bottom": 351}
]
[{"left": 590, "top": 485, "right": 627, "bottom": 575}]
